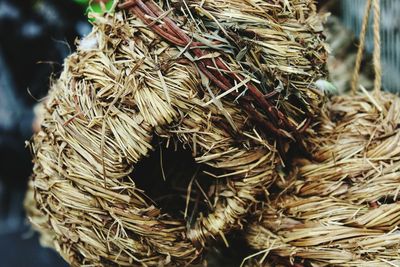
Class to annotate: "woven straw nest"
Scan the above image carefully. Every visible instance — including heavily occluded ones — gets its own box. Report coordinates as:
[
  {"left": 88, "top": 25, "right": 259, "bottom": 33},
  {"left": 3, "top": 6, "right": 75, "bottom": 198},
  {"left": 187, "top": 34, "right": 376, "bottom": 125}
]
[
  {"left": 245, "top": 91, "right": 400, "bottom": 267},
  {"left": 25, "top": 0, "right": 327, "bottom": 266}
]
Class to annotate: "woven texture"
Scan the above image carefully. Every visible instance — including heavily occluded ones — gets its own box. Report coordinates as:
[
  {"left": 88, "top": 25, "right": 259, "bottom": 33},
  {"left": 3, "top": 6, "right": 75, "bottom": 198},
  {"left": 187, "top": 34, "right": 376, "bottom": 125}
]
[
  {"left": 246, "top": 92, "right": 400, "bottom": 266},
  {"left": 26, "top": 0, "right": 327, "bottom": 266}
]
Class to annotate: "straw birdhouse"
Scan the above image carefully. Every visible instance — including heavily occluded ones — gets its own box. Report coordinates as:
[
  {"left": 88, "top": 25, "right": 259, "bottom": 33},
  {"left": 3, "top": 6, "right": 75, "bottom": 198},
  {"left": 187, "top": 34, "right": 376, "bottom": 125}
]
[
  {"left": 25, "top": 0, "right": 327, "bottom": 266},
  {"left": 246, "top": 92, "right": 400, "bottom": 267},
  {"left": 245, "top": 1, "right": 400, "bottom": 266}
]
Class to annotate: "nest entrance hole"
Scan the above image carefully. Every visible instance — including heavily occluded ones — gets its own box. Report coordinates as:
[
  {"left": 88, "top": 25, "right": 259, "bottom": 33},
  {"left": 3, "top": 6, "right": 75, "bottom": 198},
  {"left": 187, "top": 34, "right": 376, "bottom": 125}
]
[{"left": 131, "top": 138, "right": 218, "bottom": 222}]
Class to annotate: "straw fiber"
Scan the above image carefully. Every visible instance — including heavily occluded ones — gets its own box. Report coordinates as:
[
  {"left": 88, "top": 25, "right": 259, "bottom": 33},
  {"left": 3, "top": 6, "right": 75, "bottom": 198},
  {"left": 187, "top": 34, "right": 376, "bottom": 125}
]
[
  {"left": 26, "top": 0, "right": 327, "bottom": 266},
  {"left": 246, "top": 92, "right": 400, "bottom": 267}
]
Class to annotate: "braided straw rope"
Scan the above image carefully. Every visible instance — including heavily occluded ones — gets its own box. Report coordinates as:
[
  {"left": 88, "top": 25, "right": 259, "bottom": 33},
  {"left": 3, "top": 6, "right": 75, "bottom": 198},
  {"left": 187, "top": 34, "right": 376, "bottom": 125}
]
[
  {"left": 246, "top": 0, "right": 400, "bottom": 266},
  {"left": 351, "top": 0, "right": 382, "bottom": 94},
  {"left": 25, "top": 0, "right": 327, "bottom": 266},
  {"left": 350, "top": 0, "right": 372, "bottom": 94}
]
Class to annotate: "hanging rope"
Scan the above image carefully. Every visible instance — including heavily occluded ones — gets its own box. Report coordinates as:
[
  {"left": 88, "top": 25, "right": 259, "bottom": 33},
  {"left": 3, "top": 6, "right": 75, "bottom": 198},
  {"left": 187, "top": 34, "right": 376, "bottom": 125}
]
[
  {"left": 351, "top": 0, "right": 372, "bottom": 94},
  {"left": 351, "top": 0, "right": 382, "bottom": 94},
  {"left": 372, "top": 0, "right": 382, "bottom": 94}
]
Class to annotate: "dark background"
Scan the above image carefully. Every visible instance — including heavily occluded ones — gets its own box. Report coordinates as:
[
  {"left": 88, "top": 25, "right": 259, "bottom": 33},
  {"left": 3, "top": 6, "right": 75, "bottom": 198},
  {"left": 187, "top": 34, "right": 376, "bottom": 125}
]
[{"left": 0, "top": 1, "right": 88, "bottom": 266}]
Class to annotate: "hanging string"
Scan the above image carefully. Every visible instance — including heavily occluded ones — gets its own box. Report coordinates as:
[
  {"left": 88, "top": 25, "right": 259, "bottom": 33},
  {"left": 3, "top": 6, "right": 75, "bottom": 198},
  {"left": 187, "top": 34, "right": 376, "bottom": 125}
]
[
  {"left": 351, "top": 0, "right": 382, "bottom": 94},
  {"left": 372, "top": 0, "right": 382, "bottom": 94},
  {"left": 351, "top": 0, "right": 372, "bottom": 94}
]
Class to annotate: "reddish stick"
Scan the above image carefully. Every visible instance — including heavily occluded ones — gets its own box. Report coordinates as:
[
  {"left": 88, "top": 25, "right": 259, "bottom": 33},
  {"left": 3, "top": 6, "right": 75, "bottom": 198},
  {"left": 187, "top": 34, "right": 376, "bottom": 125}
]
[{"left": 119, "top": 0, "right": 302, "bottom": 137}]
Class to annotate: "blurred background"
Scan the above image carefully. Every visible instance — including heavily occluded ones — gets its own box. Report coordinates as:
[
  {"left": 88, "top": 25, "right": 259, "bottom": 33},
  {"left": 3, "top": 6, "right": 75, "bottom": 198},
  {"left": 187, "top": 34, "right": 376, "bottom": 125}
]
[
  {"left": 0, "top": 1, "right": 90, "bottom": 266},
  {"left": 0, "top": 0, "right": 398, "bottom": 266}
]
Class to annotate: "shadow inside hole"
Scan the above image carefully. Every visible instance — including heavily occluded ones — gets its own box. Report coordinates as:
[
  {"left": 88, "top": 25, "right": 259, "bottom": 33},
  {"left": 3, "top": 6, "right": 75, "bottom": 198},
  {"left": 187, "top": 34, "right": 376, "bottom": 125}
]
[{"left": 131, "top": 137, "right": 220, "bottom": 224}]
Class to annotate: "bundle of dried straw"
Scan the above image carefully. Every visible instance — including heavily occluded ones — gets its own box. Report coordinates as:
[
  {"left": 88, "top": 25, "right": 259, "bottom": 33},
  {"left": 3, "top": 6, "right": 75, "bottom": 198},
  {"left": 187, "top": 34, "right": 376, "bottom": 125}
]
[
  {"left": 25, "top": 0, "right": 327, "bottom": 266},
  {"left": 245, "top": 1, "right": 400, "bottom": 266}
]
